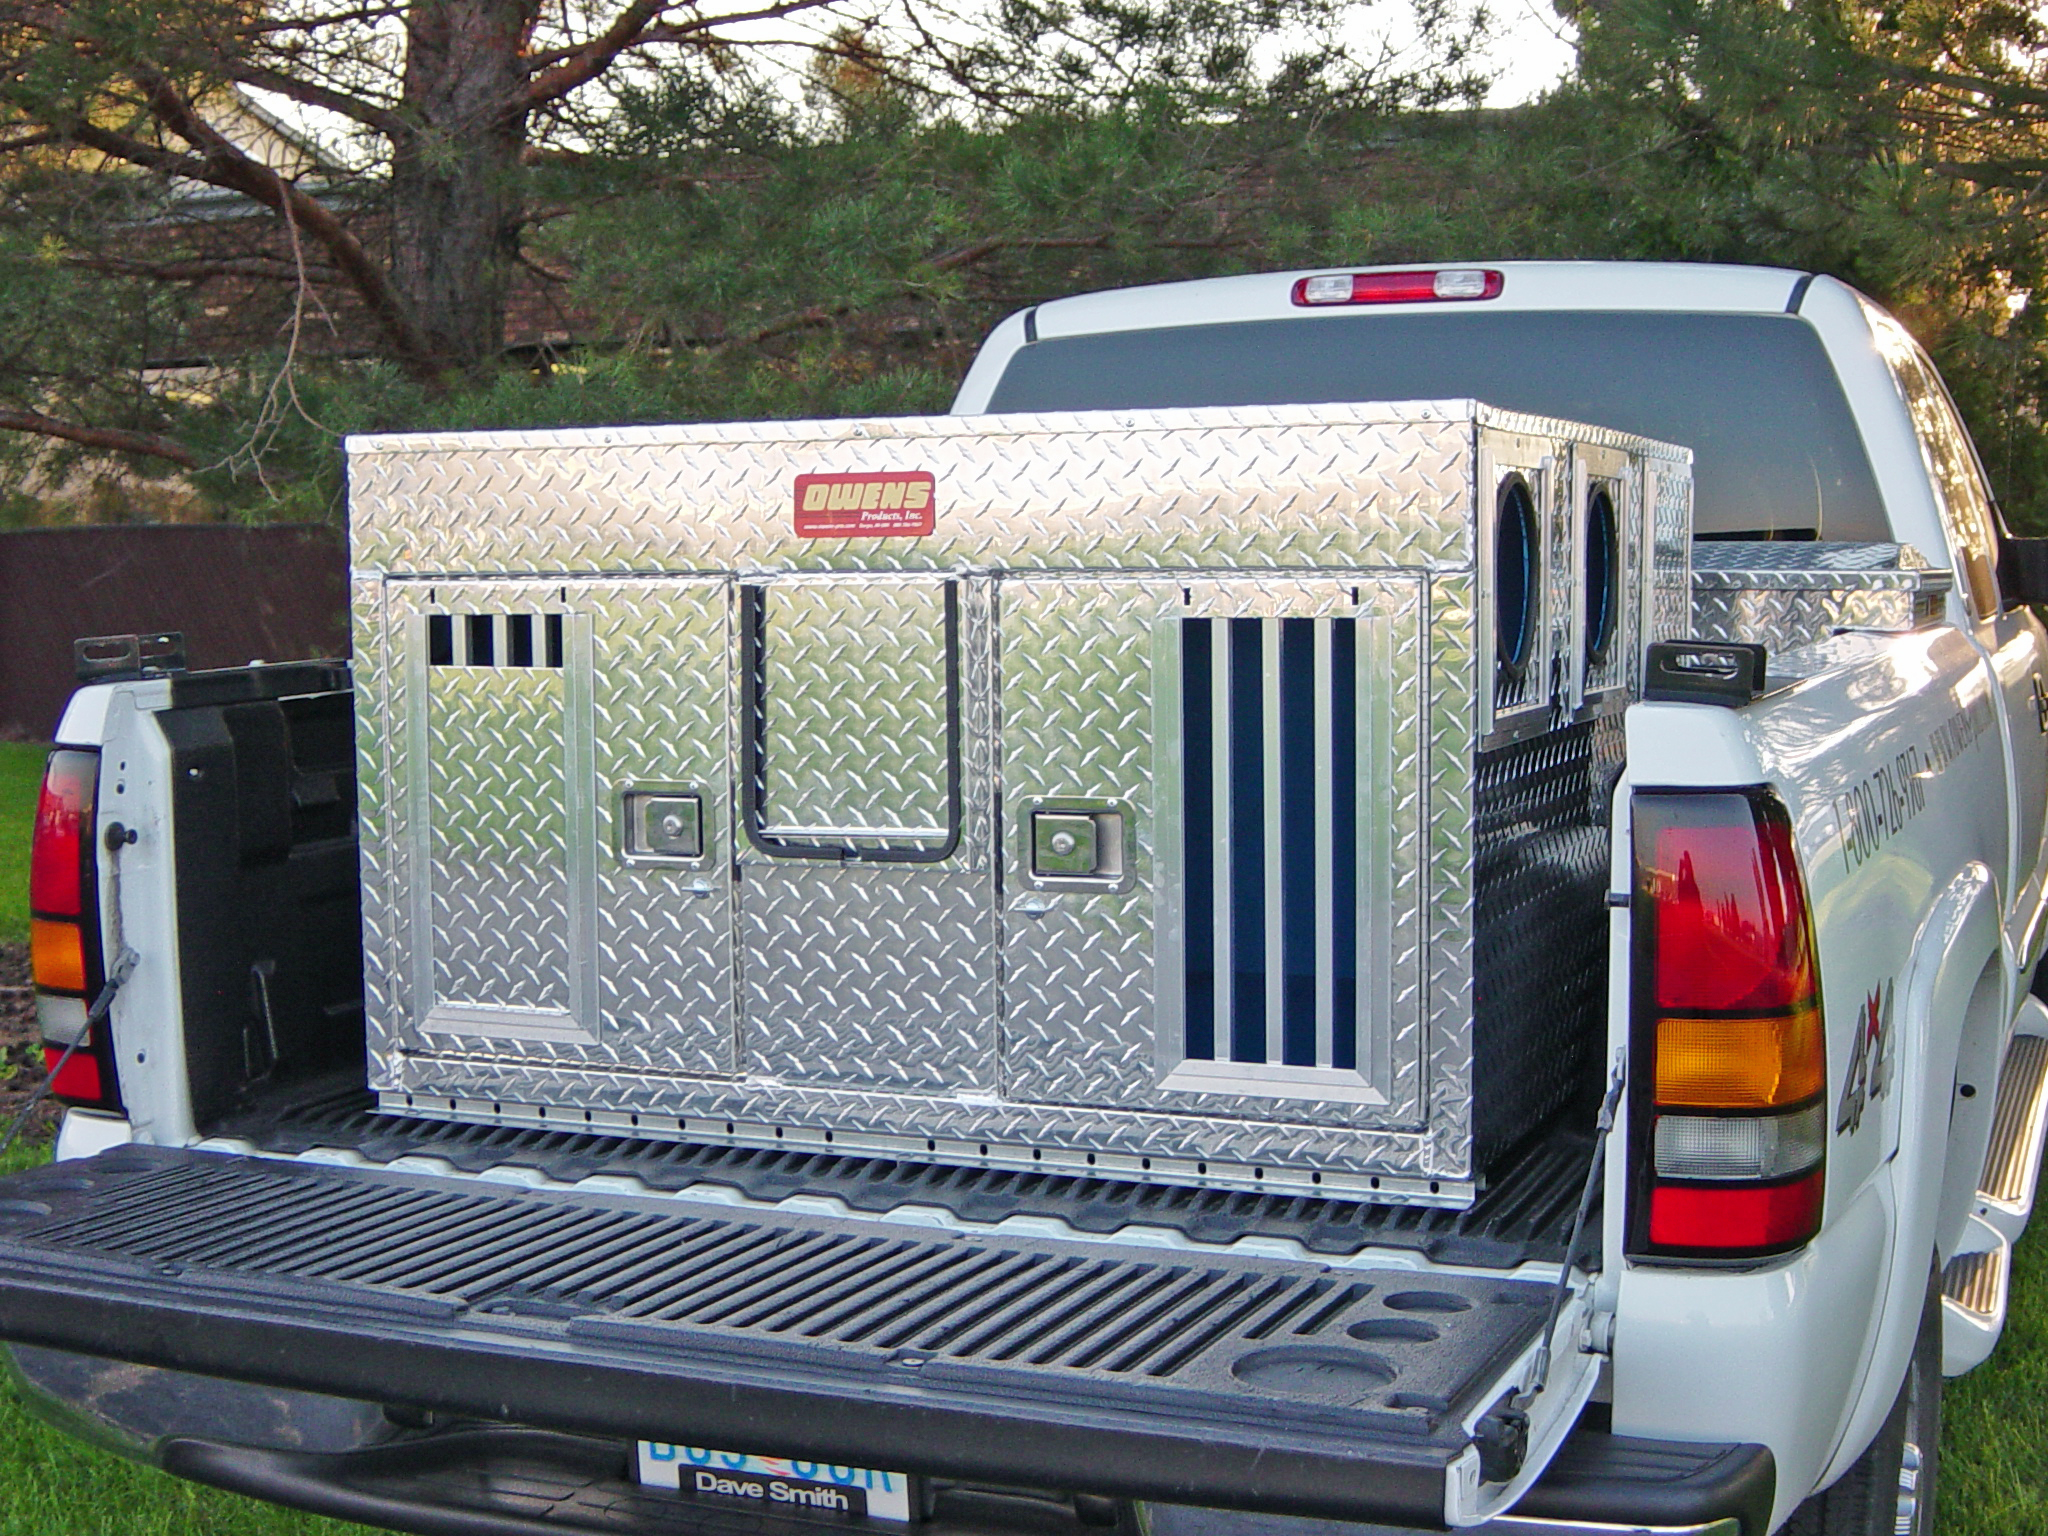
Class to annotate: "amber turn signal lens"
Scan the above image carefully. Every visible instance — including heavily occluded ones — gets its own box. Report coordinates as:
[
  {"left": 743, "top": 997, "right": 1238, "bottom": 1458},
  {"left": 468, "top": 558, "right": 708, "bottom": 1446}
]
[
  {"left": 1655, "top": 1005, "right": 1826, "bottom": 1108},
  {"left": 30, "top": 917, "right": 87, "bottom": 995}
]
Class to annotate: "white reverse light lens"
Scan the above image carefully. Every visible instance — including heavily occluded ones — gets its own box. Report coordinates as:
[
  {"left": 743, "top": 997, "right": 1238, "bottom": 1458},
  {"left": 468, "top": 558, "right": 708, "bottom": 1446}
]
[
  {"left": 1300, "top": 274, "right": 1353, "bottom": 305},
  {"left": 1433, "top": 269, "right": 1491, "bottom": 300},
  {"left": 1654, "top": 1102, "right": 1827, "bottom": 1181}
]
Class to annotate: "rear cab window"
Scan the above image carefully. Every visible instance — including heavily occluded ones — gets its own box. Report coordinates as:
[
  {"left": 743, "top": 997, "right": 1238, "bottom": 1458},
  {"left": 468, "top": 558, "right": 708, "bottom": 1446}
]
[{"left": 986, "top": 310, "right": 1889, "bottom": 543}]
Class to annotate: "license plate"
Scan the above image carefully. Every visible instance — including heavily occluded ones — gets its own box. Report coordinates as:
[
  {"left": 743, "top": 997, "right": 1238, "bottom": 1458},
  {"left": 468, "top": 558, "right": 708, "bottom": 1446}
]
[{"left": 637, "top": 1444, "right": 916, "bottom": 1522}]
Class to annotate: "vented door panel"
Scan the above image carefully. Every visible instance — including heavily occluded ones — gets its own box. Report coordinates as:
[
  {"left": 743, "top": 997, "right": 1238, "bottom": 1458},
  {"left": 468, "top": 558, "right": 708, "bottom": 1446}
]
[
  {"left": 1001, "top": 577, "right": 1425, "bottom": 1123},
  {"left": 380, "top": 578, "right": 737, "bottom": 1076}
]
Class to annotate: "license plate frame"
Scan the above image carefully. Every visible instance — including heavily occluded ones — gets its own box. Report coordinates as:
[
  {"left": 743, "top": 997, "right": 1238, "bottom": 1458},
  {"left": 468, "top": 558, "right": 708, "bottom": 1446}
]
[{"left": 636, "top": 1443, "right": 919, "bottom": 1523}]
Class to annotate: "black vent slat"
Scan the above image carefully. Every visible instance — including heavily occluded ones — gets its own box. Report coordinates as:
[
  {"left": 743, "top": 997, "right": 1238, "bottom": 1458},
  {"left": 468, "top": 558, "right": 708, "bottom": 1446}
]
[
  {"left": 787, "top": 1241, "right": 980, "bottom": 1339},
  {"left": 639, "top": 1231, "right": 840, "bottom": 1321},
  {"left": 321, "top": 1194, "right": 572, "bottom": 1285},
  {"left": 707, "top": 1238, "right": 899, "bottom": 1329},
  {"left": 172, "top": 1181, "right": 453, "bottom": 1270},
  {"left": 1110, "top": 1272, "right": 1266, "bottom": 1375},
  {"left": 577, "top": 1221, "right": 766, "bottom": 1307},
  {"left": 1065, "top": 1268, "right": 1213, "bottom": 1370},
  {"left": 1020, "top": 1265, "right": 1183, "bottom": 1365},
  {"left": 966, "top": 1260, "right": 1125, "bottom": 1361},
  {"left": 426, "top": 1208, "right": 660, "bottom": 1296},
  {"left": 1141, "top": 1275, "right": 1298, "bottom": 1378},
  {"left": 1243, "top": 1276, "right": 1333, "bottom": 1340},
  {"left": 1179, "top": 616, "right": 1363, "bottom": 1073},
  {"left": 743, "top": 1239, "right": 928, "bottom": 1333},
  {"left": 1294, "top": 1280, "right": 1373, "bottom": 1336},
  {"left": 873, "top": 1250, "right": 1050, "bottom": 1349},
  {"left": 917, "top": 1255, "right": 1090, "bottom": 1355}
]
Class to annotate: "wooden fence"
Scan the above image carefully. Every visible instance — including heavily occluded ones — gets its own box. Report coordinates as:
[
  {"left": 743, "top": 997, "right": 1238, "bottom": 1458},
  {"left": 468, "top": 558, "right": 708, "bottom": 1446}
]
[{"left": 0, "top": 525, "right": 347, "bottom": 740}]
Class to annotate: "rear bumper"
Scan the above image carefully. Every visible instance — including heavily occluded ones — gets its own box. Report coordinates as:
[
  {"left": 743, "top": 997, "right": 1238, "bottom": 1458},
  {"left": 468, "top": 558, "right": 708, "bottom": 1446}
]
[{"left": 8, "top": 1345, "right": 1773, "bottom": 1536}]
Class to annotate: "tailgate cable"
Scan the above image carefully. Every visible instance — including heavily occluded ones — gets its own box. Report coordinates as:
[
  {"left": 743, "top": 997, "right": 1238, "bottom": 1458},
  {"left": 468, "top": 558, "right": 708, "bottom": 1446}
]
[
  {"left": 1, "top": 823, "right": 140, "bottom": 1158},
  {"left": 1474, "top": 1050, "right": 1625, "bottom": 1482}
]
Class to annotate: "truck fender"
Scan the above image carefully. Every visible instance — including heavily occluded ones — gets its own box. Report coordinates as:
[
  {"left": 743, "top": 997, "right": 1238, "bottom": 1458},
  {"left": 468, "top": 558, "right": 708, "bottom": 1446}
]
[{"left": 1817, "top": 859, "right": 2003, "bottom": 1489}]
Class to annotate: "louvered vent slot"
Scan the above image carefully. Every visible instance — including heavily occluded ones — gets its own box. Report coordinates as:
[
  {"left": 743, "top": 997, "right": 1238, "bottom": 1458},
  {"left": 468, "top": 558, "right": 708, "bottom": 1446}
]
[
  {"left": 426, "top": 612, "right": 565, "bottom": 668},
  {"left": 1179, "top": 617, "right": 1357, "bottom": 1070}
]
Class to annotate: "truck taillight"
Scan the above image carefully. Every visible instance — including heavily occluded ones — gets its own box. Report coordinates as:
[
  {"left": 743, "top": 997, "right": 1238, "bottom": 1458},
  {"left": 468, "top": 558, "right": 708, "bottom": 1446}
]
[
  {"left": 1630, "top": 790, "right": 1824, "bottom": 1259},
  {"left": 28, "top": 748, "right": 118, "bottom": 1112},
  {"left": 1291, "top": 268, "right": 1504, "bottom": 306}
]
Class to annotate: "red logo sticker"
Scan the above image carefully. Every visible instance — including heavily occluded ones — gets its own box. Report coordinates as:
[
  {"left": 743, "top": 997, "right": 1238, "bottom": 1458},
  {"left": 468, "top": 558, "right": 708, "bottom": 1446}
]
[{"left": 793, "top": 472, "right": 935, "bottom": 538}]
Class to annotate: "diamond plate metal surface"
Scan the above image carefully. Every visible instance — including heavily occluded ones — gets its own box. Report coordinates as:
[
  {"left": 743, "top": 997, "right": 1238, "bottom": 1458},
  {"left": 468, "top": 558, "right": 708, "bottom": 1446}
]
[
  {"left": 1651, "top": 456, "right": 1694, "bottom": 643},
  {"left": 1692, "top": 587, "right": 1929, "bottom": 653},
  {"left": 353, "top": 403, "right": 1692, "bottom": 1198},
  {"left": 740, "top": 864, "right": 996, "bottom": 1091},
  {"left": 353, "top": 576, "right": 399, "bottom": 1073},
  {"left": 428, "top": 663, "right": 572, "bottom": 1013},
  {"left": 1690, "top": 540, "right": 1930, "bottom": 573},
  {"left": 1690, "top": 541, "right": 1949, "bottom": 653},
  {"left": 1423, "top": 570, "right": 1478, "bottom": 1176},
  {"left": 755, "top": 578, "right": 953, "bottom": 843},
  {"left": 350, "top": 407, "right": 1494, "bottom": 577}
]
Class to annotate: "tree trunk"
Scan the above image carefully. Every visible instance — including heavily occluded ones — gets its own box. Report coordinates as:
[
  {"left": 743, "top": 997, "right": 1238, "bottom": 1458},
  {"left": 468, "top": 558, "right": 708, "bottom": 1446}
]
[{"left": 392, "top": 0, "right": 539, "bottom": 374}]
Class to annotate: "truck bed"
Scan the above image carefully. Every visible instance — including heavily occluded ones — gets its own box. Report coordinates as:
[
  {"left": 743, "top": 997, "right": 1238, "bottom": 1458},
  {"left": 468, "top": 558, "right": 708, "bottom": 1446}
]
[{"left": 206, "top": 1082, "right": 1599, "bottom": 1269}]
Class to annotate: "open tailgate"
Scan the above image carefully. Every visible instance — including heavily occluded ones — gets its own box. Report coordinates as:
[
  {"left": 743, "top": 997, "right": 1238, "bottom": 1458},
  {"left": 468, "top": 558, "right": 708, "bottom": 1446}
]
[{"left": 0, "top": 1146, "right": 1601, "bottom": 1526}]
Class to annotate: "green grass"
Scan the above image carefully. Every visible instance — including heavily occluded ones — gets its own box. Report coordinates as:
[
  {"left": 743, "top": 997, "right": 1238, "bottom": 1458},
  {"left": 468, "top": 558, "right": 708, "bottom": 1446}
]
[
  {"left": 0, "top": 741, "right": 44, "bottom": 946},
  {"left": 0, "top": 1144, "right": 373, "bottom": 1536},
  {"left": 1944, "top": 1221, "right": 2048, "bottom": 1532},
  {"left": 0, "top": 733, "right": 2041, "bottom": 1529}
]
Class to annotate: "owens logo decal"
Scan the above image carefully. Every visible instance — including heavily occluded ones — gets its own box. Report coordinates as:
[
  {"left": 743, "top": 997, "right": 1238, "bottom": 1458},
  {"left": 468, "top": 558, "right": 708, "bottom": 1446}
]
[
  {"left": 1836, "top": 979, "right": 1895, "bottom": 1136},
  {"left": 793, "top": 472, "right": 934, "bottom": 538}
]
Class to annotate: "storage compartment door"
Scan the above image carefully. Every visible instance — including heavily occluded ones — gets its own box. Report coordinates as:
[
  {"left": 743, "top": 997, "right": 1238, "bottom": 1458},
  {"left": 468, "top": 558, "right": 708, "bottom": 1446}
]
[
  {"left": 1001, "top": 576, "right": 1427, "bottom": 1127},
  {"left": 736, "top": 575, "right": 996, "bottom": 1092},
  {"left": 385, "top": 578, "right": 736, "bottom": 1075}
]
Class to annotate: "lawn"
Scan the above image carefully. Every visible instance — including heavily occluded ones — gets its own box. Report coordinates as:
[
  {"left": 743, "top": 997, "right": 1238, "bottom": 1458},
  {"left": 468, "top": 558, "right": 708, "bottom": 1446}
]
[
  {"left": 0, "top": 742, "right": 43, "bottom": 946},
  {"left": 0, "top": 740, "right": 2040, "bottom": 1532}
]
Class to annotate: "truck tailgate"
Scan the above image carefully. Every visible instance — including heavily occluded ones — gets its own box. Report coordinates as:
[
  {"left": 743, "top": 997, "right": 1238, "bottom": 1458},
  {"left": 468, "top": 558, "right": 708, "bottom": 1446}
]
[{"left": 0, "top": 1145, "right": 1585, "bottom": 1527}]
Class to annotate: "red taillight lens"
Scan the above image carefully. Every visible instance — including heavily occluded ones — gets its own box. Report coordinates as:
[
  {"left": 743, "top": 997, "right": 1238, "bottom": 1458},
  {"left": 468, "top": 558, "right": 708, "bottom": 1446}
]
[
  {"left": 1649, "top": 808, "right": 1816, "bottom": 1013},
  {"left": 1647, "top": 1170, "right": 1825, "bottom": 1252},
  {"left": 1291, "top": 268, "right": 1505, "bottom": 306},
  {"left": 1632, "top": 791, "right": 1826, "bottom": 1260},
  {"left": 30, "top": 749, "right": 96, "bottom": 919},
  {"left": 43, "top": 1041, "right": 104, "bottom": 1105},
  {"left": 27, "top": 747, "right": 117, "bottom": 1112}
]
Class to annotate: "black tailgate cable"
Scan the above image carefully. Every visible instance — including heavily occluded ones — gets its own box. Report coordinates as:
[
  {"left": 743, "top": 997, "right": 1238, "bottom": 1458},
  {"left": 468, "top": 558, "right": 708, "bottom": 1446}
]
[
  {"left": 0, "top": 823, "right": 141, "bottom": 1158},
  {"left": 1473, "top": 1049, "right": 1626, "bottom": 1483}
]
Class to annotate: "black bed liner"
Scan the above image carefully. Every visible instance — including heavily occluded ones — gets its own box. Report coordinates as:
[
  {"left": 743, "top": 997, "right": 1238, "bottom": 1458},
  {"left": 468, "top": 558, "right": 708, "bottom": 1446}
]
[
  {"left": 215, "top": 1086, "right": 1595, "bottom": 1269},
  {"left": 0, "top": 1144, "right": 1566, "bottom": 1528}
]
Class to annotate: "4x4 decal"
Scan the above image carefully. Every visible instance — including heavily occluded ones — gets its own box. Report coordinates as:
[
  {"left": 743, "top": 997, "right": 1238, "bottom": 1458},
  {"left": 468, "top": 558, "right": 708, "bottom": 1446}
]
[{"left": 1836, "top": 980, "right": 1895, "bottom": 1136}]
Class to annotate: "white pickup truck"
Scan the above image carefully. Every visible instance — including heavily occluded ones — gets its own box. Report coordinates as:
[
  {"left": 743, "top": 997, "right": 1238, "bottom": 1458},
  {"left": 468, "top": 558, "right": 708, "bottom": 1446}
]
[{"left": 4, "top": 261, "right": 2046, "bottom": 1536}]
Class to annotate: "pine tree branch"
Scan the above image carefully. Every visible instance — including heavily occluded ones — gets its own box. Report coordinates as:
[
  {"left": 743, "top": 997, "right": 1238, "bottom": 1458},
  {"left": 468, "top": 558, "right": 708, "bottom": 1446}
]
[
  {"left": 523, "top": 0, "right": 671, "bottom": 105},
  {"left": 219, "top": 62, "right": 411, "bottom": 140},
  {"left": 87, "top": 72, "right": 439, "bottom": 374},
  {"left": 524, "top": 0, "right": 841, "bottom": 105},
  {"left": 0, "top": 407, "right": 197, "bottom": 468}
]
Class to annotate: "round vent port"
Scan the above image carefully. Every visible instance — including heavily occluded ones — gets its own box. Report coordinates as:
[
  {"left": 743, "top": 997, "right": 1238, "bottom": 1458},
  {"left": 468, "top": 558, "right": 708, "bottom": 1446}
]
[
  {"left": 1584, "top": 483, "right": 1620, "bottom": 672},
  {"left": 1494, "top": 474, "right": 1539, "bottom": 685}
]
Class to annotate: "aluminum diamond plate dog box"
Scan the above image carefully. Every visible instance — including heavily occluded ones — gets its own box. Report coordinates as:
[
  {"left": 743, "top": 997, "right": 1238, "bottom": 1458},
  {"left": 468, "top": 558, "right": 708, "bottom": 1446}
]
[{"left": 349, "top": 403, "right": 1691, "bottom": 1204}]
